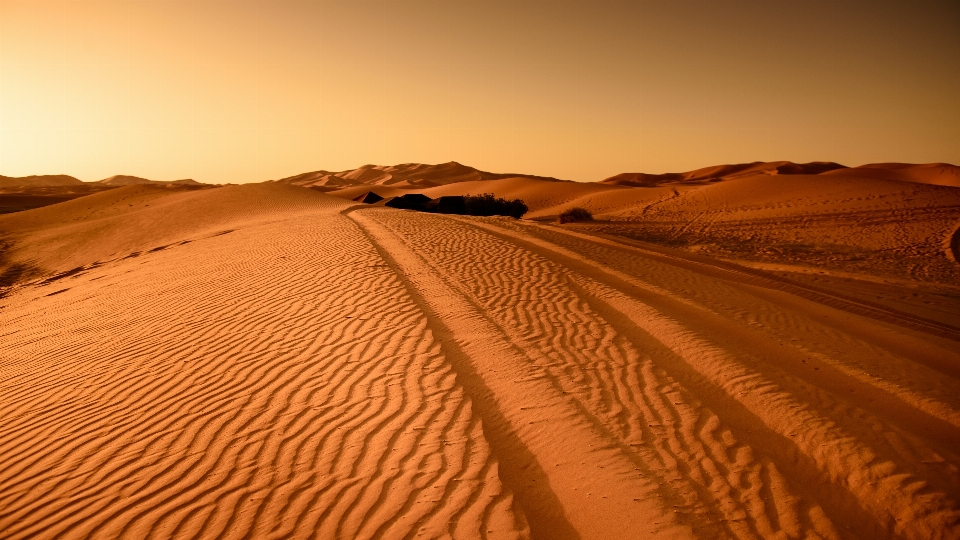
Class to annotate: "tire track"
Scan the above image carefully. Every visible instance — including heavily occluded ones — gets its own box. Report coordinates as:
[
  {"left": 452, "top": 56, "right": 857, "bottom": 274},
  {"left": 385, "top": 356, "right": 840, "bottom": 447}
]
[
  {"left": 357, "top": 208, "right": 960, "bottom": 539},
  {"left": 348, "top": 208, "right": 693, "bottom": 540},
  {"left": 501, "top": 221, "right": 960, "bottom": 433},
  {"left": 353, "top": 208, "right": 840, "bottom": 539},
  {"left": 471, "top": 215, "right": 960, "bottom": 539}
]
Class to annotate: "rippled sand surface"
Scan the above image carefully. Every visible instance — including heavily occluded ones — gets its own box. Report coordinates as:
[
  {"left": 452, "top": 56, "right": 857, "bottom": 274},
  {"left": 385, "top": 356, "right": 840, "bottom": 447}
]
[{"left": 2, "top": 184, "right": 959, "bottom": 539}]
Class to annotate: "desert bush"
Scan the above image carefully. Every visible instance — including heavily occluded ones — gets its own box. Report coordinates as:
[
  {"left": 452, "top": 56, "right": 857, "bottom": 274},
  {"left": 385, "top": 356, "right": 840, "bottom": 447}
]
[
  {"left": 463, "top": 193, "right": 528, "bottom": 219},
  {"left": 558, "top": 207, "right": 593, "bottom": 223}
]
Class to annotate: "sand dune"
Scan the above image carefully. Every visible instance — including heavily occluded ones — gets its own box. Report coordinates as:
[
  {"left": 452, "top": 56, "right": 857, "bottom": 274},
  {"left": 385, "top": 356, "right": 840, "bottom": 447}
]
[
  {"left": 2, "top": 171, "right": 960, "bottom": 539},
  {"left": 0, "top": 184, "right": 312, "bottom": 280},
  {"left": 568, "top": 173, "right": 960, "bottom": 286},
  {"left": 0, "top": 176, "right": 210, "bottom": 215},
  {"left": 0, "top": 174, "right": 204, "bottom": 189},
  {"left": 0, "top": 175, "right": 84, "bottom": 188},
  {"left": 822, "top": 163, "right": 960, "bottom": 188},
  {"left": 600, "top": 161, "right": 848, "bottom": 187},
  {"left": 324, "top": 162, "right": 960, "bottom": 285},
  {"left": 96, "top": 175, "right": 202, "bottom": 187},
  {"left": 274, "top": 162, "right": 565, "bottom": 191},
  {"left": 600, "top": 161, "right": 960, "bottom": 189}
]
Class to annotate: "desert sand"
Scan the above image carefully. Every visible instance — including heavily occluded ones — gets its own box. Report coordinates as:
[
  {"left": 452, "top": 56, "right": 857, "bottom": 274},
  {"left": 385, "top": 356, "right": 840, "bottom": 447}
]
[{"left": 2, "top": 162, "right": 960, "bottom": 539}]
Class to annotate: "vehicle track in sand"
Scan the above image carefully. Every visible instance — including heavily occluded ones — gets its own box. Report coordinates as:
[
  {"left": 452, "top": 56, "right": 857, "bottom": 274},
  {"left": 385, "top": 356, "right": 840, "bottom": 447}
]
[{"left": 350, "top": 207, "right": 960, "bottom": 540}]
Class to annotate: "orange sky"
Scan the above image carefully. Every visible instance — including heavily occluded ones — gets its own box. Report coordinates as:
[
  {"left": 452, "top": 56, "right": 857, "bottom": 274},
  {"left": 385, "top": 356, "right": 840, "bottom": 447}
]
[{"left": 1, "top": 0, "right": 958, "bottom": 183}]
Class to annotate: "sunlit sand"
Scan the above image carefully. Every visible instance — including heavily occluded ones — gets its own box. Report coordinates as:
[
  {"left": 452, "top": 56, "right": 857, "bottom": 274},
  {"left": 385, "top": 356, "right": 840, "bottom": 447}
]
[{"left": 2, "top": 162, "right": 959, "bottom": 539}]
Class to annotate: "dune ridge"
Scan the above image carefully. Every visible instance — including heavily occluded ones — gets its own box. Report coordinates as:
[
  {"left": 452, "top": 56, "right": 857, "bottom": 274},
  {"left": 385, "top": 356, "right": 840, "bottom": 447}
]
[
  {"left": 824, "top": 163, "right": 960, "bottom": 188},
  {"left": 600, "top": 161, "right": 848, "bottom": 187},
  {"left": 0, "top": 175, "right": 84, "bottom": 188},
  {"left": 274, "top": 162, "right": 565, "bottom": 191},
  {"left": 95, "top": 175, "right": 201, "bottom": 186},
  {"left": 0, "top": 176, "right": 212, "bottom": 215},
  {"left": 0, "top": 174, "right": 204, "bottom": 188}
]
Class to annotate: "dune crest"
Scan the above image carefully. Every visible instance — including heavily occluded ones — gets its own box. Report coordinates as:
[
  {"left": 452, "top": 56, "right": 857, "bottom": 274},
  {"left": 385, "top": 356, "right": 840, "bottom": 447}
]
[
  {"left": 601, "top": 161, "right": 848, "bottom": 187},
  {"left": 0, "top": 175, "right": 212, "bottom": 215},
  {"left": 0, "top": 174, "right": 83, "bottom": 188},
  {"left": 96, "top": 175, "right": 202, "bottom": 186},
  {"left": 274, "top": 161, "right": 565, "bottom": 191},
  {"left": 823, "top": 162, "right": 960, "bottom": 188}
]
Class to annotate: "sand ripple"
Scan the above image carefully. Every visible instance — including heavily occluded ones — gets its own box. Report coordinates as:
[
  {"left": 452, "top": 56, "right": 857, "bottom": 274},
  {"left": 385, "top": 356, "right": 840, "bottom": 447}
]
[{"left": 0, "top": 204, "right": 527, "bottom": 539}]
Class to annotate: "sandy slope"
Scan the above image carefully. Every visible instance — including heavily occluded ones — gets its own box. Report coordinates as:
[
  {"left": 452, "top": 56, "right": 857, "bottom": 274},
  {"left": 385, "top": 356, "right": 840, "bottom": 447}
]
[
  {"left": 2, "top": 184, "right": 960, "bottom": 539},
  {"left": 0, "top": 184, "right": 324, "bottom": 278},
  {"left": 571, "top": 173, "right": 960, "bottom": 286},
  {"left": 322, "top": 162, "right": 960, "bottom": 287},
  {"left": 823, "top": 163, "right": 960, "bottom": 188},
  {"left": 0, "top": 186, "right": 526, "bottom": 539},
  {"left": 0, "top": 176, "right": 210, "bottom": 216},
  {"left": 600, "top": 162, "right": 848, "bottom": 187}
]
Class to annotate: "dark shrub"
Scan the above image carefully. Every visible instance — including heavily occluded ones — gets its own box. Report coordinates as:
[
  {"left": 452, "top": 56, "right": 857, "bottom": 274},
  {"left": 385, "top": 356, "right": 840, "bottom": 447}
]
[
  {"left": 462, "top": 193, "right": 528, "bottom": 219},
  {"left": 435, "top": 196, "right": 466, "bottom": 214},
  {"left": 558, "top": 207, "right": 593, "bottom": 223},
  {"left": 384, "top": 193, "right": 432, "bottom": 210}
]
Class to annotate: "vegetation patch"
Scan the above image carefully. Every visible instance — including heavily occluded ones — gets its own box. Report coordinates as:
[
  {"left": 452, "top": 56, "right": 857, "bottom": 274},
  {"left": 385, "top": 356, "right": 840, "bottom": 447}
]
[
  {"left": 558, "top": 207, "right": 593, "bottom": 223},
  {"left": 461, "top": 193, "right": 528, "bottom": 219},
  {"left": 381, "top": 193, "right": 528, "bottom": 219}
]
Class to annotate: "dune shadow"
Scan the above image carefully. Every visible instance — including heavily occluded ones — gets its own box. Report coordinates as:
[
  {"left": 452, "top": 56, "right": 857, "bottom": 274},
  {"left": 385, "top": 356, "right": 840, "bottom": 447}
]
[{"left": 0, "top": 237, "right": 41, "bottom": 298}]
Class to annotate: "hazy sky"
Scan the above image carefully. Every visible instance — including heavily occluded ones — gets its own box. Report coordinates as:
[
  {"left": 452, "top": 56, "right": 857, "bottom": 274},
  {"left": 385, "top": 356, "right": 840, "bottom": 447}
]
[{"left": 1, "top": 1, "right": 958, "bottom": 183}]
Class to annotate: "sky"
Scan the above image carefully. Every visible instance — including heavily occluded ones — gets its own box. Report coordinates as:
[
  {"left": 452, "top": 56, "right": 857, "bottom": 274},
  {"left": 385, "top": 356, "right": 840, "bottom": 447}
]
[{"left": 1, "top": 0, "right": 958, "bottom": 184}]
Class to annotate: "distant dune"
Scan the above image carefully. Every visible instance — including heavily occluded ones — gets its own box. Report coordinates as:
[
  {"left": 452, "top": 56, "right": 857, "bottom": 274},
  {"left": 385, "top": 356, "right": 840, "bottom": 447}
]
[
  {"left": 96, "top": 175, "right": 202, "bottom": 186},
  {"left": 0, "top": 173, "right": 203, "bottom": 188},
  {"left": 601, "top": 162, "right": 960, "bottom": 188},
  {"left": 274, "top": 161, "right": 565, "bottom": 191},
  {"left": 0, "top": 174, "right": 84, "bottom": 188},
  {"left": 600, "top": 161, "right": 848, "bottom": 187},
  {"left": 823, "top": 162, "right": 960, "bottom": 188},
  {"left": 0, "top": 175, "right": 212, "bottom": 214}
]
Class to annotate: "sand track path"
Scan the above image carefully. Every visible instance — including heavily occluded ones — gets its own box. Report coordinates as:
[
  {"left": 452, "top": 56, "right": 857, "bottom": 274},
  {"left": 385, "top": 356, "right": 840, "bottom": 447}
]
[
  {"left": 350, "top": 207, "right": 960, "bottom": 540},
  {"left": 348, "top": 209, "right": 692, "bottom": 540}
]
